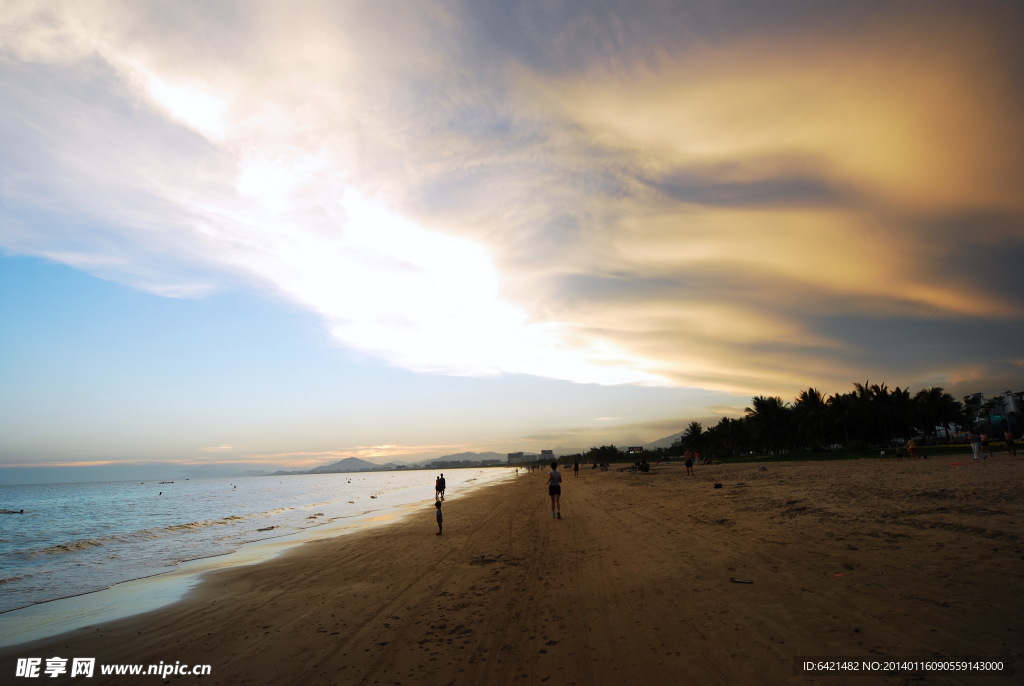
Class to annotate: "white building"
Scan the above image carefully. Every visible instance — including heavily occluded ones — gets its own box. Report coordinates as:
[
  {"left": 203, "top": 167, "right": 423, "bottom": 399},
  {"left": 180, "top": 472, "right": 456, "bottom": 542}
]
[{"left": 507, "top": 450, "right": 553, "bottom": 464}]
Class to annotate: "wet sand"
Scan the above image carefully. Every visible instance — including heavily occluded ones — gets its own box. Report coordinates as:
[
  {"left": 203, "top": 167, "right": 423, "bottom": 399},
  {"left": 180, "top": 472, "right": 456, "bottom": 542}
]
[{"left": 2, "top": 456, "right": 1021, "bottom": 685}]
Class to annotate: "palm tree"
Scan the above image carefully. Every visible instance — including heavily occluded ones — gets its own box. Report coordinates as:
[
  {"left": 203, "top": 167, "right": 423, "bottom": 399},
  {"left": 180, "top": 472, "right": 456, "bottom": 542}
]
[
  {"left": 826, "top": 391, "right": 858, "bottom": 445},
  {"left": 745, "top": 395, "right": 790, "bottom": 455},
  {"left": 853, "top": 381, "right": 898, "bottom": 444},
  {"left": 793, "top": 388, "right": 828, "bottom": 450},
  {"left": 682, "top": 421, "right": 704, "bottom": 452},
  {"left": 889, "top": 386, "right": 913, "bottom": 441},
  {"left": 711, "top": 416, "right": 747, "bottom": 457},
  {"left": 913, "top": 387, "right": 961, "bottom": 442}
]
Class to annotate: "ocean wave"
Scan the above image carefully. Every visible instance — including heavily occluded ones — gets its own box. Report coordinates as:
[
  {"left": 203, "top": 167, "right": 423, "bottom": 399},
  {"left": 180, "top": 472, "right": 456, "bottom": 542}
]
[
  {"left": 33, "top": 538, "right": 105, "bottom": 555},
  {"left": 28, "top": 515, "right": 256, "bottom": 556},
  {"left": 164, "top": 522, "right": 204, "bottom": 532},
  {"left": 163, "top": 515, "right": 249, "bottom": 532}
]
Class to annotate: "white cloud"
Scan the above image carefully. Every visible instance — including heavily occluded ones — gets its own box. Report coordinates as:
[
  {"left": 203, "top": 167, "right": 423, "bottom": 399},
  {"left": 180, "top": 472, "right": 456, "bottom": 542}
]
[{"left": 1, "top": 0, "right": 1021, "bottom": 397}]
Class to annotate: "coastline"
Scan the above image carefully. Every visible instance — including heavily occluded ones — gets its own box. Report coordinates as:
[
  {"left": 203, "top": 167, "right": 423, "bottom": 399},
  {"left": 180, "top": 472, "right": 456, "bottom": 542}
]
[
  {"left": 0, "top": 469, "right": 512, "bottom": 647},
  {"left": 2, "top": 456, "right": 1021, "bottom": 685},
  {"left": 0, "top": 500, "right": 422, "bottom": 648}
]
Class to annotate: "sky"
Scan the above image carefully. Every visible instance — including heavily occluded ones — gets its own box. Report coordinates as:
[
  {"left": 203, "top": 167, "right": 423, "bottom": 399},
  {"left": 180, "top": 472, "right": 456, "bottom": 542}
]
[{"left": 2, "top": 0, "right": 1022, "bottom": 483}]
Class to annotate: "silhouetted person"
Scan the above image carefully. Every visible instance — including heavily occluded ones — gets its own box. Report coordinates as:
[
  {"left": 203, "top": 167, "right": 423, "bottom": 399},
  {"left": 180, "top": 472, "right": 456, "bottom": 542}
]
[{"left": 547, "top": 461, "right": 562, "bottom": 519}]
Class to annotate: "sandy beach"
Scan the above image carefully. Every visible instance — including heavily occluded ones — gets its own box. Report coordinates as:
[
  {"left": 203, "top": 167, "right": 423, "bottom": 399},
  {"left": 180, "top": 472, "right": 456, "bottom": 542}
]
[{"left": 2, "top": 456, "right": 1021, "bottom": 685}]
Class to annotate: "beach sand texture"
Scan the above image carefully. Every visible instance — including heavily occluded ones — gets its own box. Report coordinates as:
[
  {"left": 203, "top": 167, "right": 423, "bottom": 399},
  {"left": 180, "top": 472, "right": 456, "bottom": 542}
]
[{"left": 2, "top": 457, "right": 1021, "bottom": 685}]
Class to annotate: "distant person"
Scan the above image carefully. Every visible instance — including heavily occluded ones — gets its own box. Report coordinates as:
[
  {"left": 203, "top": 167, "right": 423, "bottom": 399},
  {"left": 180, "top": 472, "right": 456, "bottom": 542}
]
[
  {"left": 969, "top": 431, "right": 982, "bottom": 461},
  {"left": 573, "top": 460, "right": 579, "bottom": 477},
  {"left": 907, "top": 439, "right": 917, "bottom": 459},
  {"left": 547, "top": 461, "right": 562, "bottom": 519},
  {"left": 685, "top": 453, "right": 694, "bottom": 476},
  {"left": 435, "top": 475, "right": 442, "bottom": 500},
  {"left": 439, "top": 473, "right": 446, "bottom": 500},
  {"left": 434, "top": 500, "right": 443, "bottom": 535},
  {"left": 1005, "top": 431, "right": 1017, "bottom": 457},
  {"left": 981, "top": 433, "right": 992, "bottom": 459}
]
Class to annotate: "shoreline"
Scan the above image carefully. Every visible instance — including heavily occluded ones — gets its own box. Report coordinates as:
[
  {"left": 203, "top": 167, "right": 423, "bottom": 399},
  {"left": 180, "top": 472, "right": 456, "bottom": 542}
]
[
  {"left": 2, "top": 456, "right": 1021, "bottom": 685},
  {"left": 0, "top": 470, "right": 512, "bottom": 648},
  {"left": 0, "top": 501, "right": 421, "bottom": 648}
]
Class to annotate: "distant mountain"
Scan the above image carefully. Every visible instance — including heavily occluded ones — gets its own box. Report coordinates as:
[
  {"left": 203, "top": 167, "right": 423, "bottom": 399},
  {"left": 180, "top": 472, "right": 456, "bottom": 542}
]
[
  {"left": 177, "top": 464, "right": 292, "bottom": 479},
  {"left": 309, "top": 457, "right": 387, "bottom": 473},
  {"left": 268, "top": 456, "right": 387, "bottom": 476},
  {"left": 391, "top": 451, "right": 506, "bottom": 467},
  {"left": 645, "top": 431, "right": 684, "bottom": 450},
  {"left": 429, "top": 451, "right": 505, "bottom": 464},
  {"left": 268, "top": 452, "right": 509, "bottom": 478}
]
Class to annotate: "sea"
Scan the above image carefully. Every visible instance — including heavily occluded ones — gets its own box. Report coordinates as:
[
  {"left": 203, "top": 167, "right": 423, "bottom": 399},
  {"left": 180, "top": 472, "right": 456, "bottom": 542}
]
[{"left": 0, "top": 468, "right": 512, "bottom": 618}]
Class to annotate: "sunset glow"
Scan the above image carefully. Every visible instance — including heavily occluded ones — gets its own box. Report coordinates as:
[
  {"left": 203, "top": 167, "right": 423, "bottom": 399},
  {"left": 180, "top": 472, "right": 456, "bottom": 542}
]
[{"left": 1, "top": 0, "right": 1021, "bottom": 479}]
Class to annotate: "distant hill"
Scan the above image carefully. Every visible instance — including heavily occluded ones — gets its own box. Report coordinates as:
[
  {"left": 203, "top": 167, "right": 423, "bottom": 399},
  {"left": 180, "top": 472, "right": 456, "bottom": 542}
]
[
  {"left": 424, "top": 451, "right": 505, "bottom": 465},
  {"left": 644, "top": 431, "right": 684, "bottom": 450},
  {"left": 269, "top": 452, "right": 507, "bottom": 477},
  {"left": 310, "top": 457, "right": 386, "bottom": 473},
  {"left": 269, "top": 456, "right": 393, "bottom": 476}
]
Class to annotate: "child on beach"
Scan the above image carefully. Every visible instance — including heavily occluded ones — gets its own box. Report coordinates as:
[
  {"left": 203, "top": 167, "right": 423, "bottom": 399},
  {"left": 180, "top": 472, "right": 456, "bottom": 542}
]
[{"left": 435, "top": 500, "right": 443, "bottom": 535}]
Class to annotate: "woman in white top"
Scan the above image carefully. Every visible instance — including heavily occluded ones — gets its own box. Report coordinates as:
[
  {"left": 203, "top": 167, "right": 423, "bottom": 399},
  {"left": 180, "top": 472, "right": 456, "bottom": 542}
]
[{"left": 547, "top": 461, "right": 562, "bottom": 519}]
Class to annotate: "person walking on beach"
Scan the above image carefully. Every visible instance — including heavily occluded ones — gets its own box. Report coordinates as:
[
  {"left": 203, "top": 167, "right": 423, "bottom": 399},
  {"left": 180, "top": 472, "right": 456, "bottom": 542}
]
[
  {"left": 1005, "top": 431, "right": 1017, "bottom": 457},
  {"left": 435, "top": 475, "right": 443, "bottom": 500},
  {"left": 547, "top": 461, "right": 562, "bottom": 519},
  {"left": 685, "top": 451, "right": 694, "bottom": 476},
  {"left": 573, "top": 460, "right": 579, "bottom": 477},
  {"left": 434, "top": 500, "right": 443, "bottom": 535},
  {"left": 969, "top": 430, "right": 982, "bottom": 461},
  {"left": 438, "top": 473, "right": 446, "bottom": 500}
]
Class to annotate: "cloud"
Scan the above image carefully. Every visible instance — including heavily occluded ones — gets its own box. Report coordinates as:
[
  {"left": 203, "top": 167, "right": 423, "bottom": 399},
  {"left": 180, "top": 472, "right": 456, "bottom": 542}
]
[
  {"left": 505, "top": 4, "right": 1024, "bottom": 392},
  {"left": 1, "top": 0, "right": 1021, "bottom": 399}
]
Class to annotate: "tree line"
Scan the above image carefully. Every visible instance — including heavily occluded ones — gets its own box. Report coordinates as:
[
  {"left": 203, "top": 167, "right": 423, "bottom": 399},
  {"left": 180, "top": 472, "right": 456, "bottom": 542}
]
[{"left": 567, "top": 383, "right": 1021, "bottom": 463}]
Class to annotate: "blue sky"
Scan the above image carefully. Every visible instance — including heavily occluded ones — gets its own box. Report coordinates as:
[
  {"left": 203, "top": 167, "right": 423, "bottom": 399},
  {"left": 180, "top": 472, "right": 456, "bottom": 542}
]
[
  {"left": 2, "top": 256, "right": 729, "bottom": 475},
  {"left": 2, "top": 1, "right": 1022, "bottom": 482}
]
